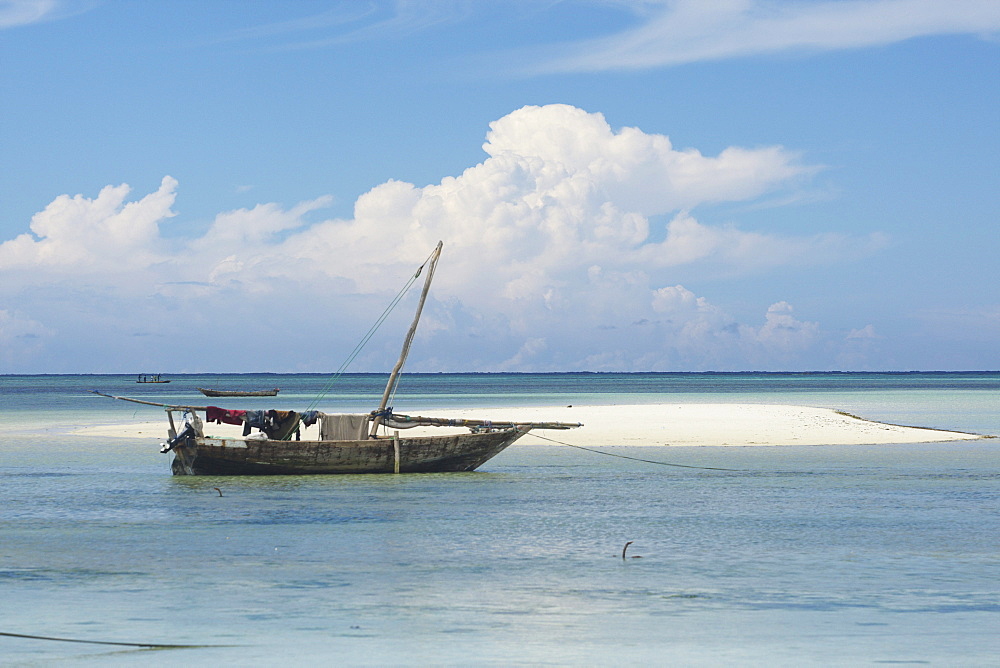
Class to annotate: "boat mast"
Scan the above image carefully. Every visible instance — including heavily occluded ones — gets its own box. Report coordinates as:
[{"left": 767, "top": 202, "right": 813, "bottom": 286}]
[{"left": 370, "top": 241, "right": 443, "bottom": 437}]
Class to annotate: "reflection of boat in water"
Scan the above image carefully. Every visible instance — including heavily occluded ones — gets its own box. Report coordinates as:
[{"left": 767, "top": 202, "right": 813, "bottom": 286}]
[
  {"left": 96, "top": 242, "right": 580, "bottom": 475},
  {"left": 197, "top": 388, "right": 280, "bottom": 397},
  {"left": 137, "top": 374, "right": 169, "bottom": 383}
]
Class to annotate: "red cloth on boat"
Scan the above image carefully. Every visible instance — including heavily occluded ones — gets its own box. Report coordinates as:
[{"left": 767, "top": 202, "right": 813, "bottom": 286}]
[{"left": 206, "top": 406, "right": 247, "bottom": 425}]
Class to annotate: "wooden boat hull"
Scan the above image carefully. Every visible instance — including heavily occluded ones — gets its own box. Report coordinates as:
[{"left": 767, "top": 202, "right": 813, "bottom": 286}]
[
  {"left": 169, "top": 429, "right": 527, "bottom": 475},
  {"left": 197, "top": 388, "right": 280, "bottom": 397}
]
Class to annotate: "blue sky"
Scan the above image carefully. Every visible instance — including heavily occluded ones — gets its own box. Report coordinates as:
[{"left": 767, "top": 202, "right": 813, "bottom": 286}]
[{"left": 1, "top": 0, "right": 998, "bottom": 373}]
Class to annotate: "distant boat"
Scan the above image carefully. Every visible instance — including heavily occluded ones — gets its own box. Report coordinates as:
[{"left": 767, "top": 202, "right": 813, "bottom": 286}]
[
  {"left": 198, "top": 387, "right": 280, "bottom": 398},
  {"left": 137, "top": 374, "right": 170, "bottom": 383},
  {"left": 96, "top": 242, "right": 580, "bottom": 475}
]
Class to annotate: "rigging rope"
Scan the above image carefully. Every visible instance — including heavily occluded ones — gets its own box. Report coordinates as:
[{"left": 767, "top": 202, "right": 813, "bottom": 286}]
[
  {"left": 519, "top": 429, "right": 743, "bottom": 472},
  {"left": 300, "top": 251, "right": 434, "bottom": 416}
]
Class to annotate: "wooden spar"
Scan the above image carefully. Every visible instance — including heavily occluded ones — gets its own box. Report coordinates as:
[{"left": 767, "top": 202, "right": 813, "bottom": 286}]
[
  {"left": 88, "top": 390, "right": 207, "bottom": 411},
  {"left": 370, "top": 241, "right": 444, "bottom": 437},
  {"left": 385, "top": 414, "right": 582, "bottom": 431}
]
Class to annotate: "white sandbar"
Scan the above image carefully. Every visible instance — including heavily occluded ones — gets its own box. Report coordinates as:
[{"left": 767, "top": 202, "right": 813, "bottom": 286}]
[{"left": 67, "top": 403, "right": 987, "bottom": 446}]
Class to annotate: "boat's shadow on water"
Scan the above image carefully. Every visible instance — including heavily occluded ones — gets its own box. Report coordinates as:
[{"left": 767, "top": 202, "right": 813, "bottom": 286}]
[
  {"left": 164, "top": 469, "right": 512, "bottom": 527},
  {"left": 167, "top": 469, "right": 496, "bottom": 493}
]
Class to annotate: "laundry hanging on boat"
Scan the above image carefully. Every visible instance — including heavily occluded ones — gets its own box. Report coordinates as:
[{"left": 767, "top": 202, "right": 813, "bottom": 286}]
[
  {"left": 243, "top": 410, "right": 266, "bottom": 436},
  {"left": 318, "top": 414, "right": 370, "bottom": 440},
  {"left": 267, "top": 410, "right": 300, "bottom": 440},
  {"left": 240, "top": 409, "right": 301, "bottom": 440},
  {"left": 205, "top": 406, "right": 247, "bottom": 426}
]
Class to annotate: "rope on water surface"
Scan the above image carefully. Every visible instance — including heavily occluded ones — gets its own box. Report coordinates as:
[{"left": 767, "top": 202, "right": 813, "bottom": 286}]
[
  {"left": 0, "top": 631, "right": 230, "bottom": 649},
  {"left": 518, "top": 428, "right": 743, "bottom": 472}
]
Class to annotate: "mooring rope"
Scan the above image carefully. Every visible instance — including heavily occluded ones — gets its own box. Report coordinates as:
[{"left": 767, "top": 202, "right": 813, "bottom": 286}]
[
  {"left": 520, "top": 429, "right": 743, "bottom": 472},
  {"left": 0, "top": 631, "right": 226, "bottom": 649}
]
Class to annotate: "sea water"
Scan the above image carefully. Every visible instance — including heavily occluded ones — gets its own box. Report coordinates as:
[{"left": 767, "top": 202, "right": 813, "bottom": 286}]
[{"left": 0, "top": 373, "right": 997, "bottom": 665}]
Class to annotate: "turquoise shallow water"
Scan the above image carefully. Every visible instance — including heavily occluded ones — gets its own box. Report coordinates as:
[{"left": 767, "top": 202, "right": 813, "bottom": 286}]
[{"left": 1, "top": 373, "right": 998, "bottom": 665}]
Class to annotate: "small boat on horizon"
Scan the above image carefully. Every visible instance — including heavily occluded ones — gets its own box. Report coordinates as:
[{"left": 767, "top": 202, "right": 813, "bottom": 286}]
[
  {"left": 137, "top": 374, "right": 170, "bottom": 383},
  {"left": 198, "top": 387, "right": 280, "bottom": 397}
]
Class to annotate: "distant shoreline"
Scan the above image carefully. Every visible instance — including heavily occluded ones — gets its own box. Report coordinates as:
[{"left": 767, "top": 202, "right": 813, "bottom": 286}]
[{"left": 4, "top": 370, "right": 1000, "bottom": 376}]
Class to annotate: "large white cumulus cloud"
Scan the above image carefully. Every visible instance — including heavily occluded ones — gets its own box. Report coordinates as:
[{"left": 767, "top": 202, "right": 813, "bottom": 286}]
[
  {"left": 0, "top": 105, "right": 882, "bottom": 372},
  {"left": 0, "top": 177, "right": 176, "bottom": 272},
  {"left": 482, "top": 104, "right": 811, "bottom": 212}
]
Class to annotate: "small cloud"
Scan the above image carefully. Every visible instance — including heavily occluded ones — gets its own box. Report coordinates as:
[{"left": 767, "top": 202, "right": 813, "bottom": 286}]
[
  {"left": 755, "top": 302, "right": 819, "bottom": 350},
  {"left": 498, "top": 337, "right": 547, "bottom": 370},
  {"left": 847, "top": 324, "right": 879, "bottom": 340}
]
